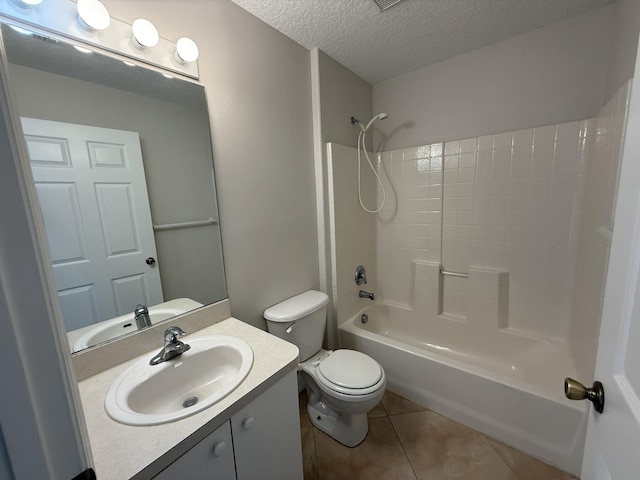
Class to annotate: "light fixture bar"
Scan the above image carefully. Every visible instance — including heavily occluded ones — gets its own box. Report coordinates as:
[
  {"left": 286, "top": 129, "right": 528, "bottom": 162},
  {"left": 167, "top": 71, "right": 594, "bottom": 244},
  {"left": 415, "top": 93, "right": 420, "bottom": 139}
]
[{"left": 0, "top": 0, "right": 199, "bottom": 78}]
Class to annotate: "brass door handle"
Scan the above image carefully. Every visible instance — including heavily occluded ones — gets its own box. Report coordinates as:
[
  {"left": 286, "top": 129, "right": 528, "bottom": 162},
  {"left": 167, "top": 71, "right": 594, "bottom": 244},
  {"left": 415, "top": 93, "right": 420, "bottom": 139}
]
[{"left": 564, "top": 377, "right": 605, "bottom": 413}]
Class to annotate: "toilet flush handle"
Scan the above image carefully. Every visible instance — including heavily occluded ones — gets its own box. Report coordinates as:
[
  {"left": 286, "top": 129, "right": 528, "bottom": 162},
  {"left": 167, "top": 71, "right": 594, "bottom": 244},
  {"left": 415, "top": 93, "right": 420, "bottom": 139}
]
[{"left": 285, "top": 322, "right": 296, "bottom": 334}]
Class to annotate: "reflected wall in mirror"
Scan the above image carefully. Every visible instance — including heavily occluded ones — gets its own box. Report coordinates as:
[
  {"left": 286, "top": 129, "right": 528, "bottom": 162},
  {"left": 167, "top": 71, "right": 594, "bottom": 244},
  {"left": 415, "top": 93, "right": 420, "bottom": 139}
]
[{"left": 1, "top": 23, "right": 227, "bottom": 353}]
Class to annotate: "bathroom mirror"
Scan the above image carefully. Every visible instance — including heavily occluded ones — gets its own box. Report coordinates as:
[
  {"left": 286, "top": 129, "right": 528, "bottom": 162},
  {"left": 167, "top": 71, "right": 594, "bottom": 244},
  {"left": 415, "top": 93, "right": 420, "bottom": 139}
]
[{"left": 0, "top": 22, "right": 227, "bottom": 353}]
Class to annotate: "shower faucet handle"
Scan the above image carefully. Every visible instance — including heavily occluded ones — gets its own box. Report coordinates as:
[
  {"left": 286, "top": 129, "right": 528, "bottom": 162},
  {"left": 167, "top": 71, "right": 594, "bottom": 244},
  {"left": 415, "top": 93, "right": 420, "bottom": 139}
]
[{"left": 355, "top": 265, "right": 367, "bottom": 285}]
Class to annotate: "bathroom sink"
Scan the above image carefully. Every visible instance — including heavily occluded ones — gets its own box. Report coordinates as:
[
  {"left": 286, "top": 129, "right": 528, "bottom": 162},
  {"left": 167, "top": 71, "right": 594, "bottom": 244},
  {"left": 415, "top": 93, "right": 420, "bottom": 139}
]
[
  {"left": 105, "top": 335, "right": 254, "bottom": 425},
  {"left": 72, "top": 298, "right": 203, "bottom": 351}
]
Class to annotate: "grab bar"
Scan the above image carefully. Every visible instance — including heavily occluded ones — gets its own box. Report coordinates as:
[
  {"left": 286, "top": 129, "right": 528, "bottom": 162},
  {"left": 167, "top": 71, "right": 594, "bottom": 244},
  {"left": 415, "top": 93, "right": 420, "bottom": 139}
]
[
  {"left": 439, "top": 266, "right": 469, "bottom": 278},
  {"left": 153, "top": 217, "right": 217, "bottom": 232}
]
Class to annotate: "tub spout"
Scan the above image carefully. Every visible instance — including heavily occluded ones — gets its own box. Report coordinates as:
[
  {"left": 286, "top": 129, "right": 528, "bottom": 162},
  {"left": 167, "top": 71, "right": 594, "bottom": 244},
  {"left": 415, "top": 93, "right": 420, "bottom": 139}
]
[{"left": 359, "top": 290, "right": 375, "bottom": 301}]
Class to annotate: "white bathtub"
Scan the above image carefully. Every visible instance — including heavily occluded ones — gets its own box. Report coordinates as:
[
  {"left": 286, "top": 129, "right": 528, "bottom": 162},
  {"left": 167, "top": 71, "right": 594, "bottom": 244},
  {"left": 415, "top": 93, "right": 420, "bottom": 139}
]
[{"left": 338, "top": 303, "right": 587, "bottom": 475}]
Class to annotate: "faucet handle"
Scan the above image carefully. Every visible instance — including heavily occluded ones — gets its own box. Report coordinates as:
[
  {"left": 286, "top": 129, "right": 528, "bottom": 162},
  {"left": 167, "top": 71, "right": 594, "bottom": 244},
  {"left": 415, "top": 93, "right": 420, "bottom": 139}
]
[
  {"left": 164, "top": 326, "right": 186, "bottom": 344},
  {"left": 355, "top": 265, "right": 368, "bottom": 286}
]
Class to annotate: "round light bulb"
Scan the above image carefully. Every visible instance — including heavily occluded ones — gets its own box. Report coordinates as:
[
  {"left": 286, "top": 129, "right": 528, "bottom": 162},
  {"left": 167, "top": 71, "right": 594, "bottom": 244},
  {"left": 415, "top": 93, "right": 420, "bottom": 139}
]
[
  {"left": 76, "top": 0, "right": 111, "bottom": 32},
  {"left": 10, "top": 0, "right": 44, "bottom": 8},
  {"left": 175, "top": 37, "right": 199, "bottom": 63},
  {"left": 131, "top": 18, "right": 159, "bottom": 49}
]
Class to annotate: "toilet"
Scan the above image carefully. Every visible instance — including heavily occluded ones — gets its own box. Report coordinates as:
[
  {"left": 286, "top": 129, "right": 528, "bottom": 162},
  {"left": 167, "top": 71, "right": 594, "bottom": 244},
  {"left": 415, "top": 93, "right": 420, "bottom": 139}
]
[{"left": 264, "top": 290, "right": 386, "bottom": 447}]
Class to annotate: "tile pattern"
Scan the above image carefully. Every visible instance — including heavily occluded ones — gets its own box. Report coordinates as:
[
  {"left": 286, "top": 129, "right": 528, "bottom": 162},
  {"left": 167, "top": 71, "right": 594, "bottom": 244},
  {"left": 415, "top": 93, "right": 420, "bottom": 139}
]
[
  {"left": 327, "top": 83, "right": 629, "bottom": 364},
  {"left": 371, "top": 120, "right": 589, "bottom": 338},
  {"left": 299, "top": 390, "right": 578, "bottom": 480},
  {"left": 568, "top": 80, "right": 631, "bottom": 380}
]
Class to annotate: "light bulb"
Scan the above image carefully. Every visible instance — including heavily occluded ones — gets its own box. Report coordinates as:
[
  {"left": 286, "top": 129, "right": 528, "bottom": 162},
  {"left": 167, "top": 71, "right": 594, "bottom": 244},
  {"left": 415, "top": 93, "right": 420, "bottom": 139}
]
[
  {"left": 10, "top": 0, "right": 44, "bottom": 8},
  {"left": 175, "top": 37, "right": 199, "bottom": 63},
  {"left": 131, "top": 19, "right": 159, "bottom": 49},
  {"left": 77, "top": 0, "right": 111, "bottom": 32}
]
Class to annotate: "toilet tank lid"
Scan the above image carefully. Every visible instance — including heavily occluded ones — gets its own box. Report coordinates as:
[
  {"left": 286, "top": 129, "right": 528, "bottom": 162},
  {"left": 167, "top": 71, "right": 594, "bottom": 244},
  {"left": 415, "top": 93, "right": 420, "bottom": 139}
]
[{"left": 263, "top": 290, "right": 329, "bottom": 322}]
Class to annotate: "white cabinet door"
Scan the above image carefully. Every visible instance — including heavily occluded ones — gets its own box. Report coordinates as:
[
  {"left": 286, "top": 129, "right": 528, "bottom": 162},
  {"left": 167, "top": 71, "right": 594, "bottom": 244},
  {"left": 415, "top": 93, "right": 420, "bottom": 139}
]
[
  {"left": 22, "top": 117, "right": 163, "bottom": 331},
  {"left": 153, "top": 421, "right": 235, "bottom": 480},
  {"left": 231, "top": 370, "right": 303, "bottom": 480}
]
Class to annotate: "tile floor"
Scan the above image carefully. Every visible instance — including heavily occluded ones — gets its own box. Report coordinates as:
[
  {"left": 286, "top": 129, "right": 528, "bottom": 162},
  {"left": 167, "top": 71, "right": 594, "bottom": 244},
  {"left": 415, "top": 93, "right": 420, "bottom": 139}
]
[{"left": 299, "top": 390, "right": 579, "bottom": 480}]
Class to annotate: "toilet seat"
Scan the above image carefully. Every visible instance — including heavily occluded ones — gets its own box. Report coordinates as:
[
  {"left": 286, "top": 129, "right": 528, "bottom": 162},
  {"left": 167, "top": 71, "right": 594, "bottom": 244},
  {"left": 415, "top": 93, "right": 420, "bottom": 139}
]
[{"left": 315, "top": 350, "right": 384, "bottom": 396}]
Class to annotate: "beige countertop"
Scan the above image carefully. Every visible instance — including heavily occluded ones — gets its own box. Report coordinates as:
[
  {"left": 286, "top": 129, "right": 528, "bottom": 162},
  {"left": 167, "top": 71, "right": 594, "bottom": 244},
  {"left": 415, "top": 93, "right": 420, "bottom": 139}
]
[{"left": 77, "top": 317, "right": 299, "bottom": 480}]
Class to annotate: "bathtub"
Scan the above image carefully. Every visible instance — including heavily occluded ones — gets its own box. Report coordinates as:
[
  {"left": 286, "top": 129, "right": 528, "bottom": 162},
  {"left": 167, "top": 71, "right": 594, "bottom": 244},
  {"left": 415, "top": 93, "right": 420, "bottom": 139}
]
[{"left": 338, "top": 303, "right": 587, "bottom": 475}]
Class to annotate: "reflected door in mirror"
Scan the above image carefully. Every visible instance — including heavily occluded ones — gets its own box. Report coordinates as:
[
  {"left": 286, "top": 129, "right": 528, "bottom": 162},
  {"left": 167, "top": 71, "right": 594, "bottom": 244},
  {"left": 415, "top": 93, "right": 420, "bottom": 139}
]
[{"left": 23, "top": 118, "right": 163, "bottom": 331}]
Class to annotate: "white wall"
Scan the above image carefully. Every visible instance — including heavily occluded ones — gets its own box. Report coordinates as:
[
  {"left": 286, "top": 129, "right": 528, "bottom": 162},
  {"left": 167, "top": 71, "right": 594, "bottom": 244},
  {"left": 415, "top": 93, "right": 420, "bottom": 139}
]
[
  {"left": 317, "top": 50, "right": 372, "bottom": 149},
  {"left": 312, "top": 49, "right": 372, "bottom": 346},
  {"left": 326, "top": 143, "right": 378, "bottom": 331},
  {"left": 568, "top": 81, "right": 631, "bottom": 381},
  {"left": 373, "top": 6, "right": 613, "bottom": 150},
  {"left": 105, "top": 0, "right": 319, "bottom": 329},
  {"left": 605, "top": 0, "right": 640, "bottom": 99}
]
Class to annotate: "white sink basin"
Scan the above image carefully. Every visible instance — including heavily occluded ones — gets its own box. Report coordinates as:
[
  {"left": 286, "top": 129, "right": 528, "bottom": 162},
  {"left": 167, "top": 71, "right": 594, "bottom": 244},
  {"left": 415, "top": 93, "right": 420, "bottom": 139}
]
[
  {"left": 72, "top": 298, "right": 203, "bottom": 351},
  {"left": 105, "top": 335, "right": 253, "bottom": 425}
]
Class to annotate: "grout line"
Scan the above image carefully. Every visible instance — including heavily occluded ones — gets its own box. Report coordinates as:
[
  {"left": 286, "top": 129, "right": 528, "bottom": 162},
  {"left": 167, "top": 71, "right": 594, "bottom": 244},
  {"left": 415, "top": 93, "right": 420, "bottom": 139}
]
[
  {"left": 387, "top": 412, "right": 420, "bottom": 480},
  {"left": 483, "top": 435, "right": 520, "bottom": 479}
]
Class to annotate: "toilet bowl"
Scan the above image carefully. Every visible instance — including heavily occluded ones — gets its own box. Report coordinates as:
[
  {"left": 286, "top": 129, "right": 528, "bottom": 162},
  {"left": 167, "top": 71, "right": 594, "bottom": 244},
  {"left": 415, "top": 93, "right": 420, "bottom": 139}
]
[
  {"left": 264, "top": 290, "right": 386, "bottom": 447},
  {"left": 301, "top": 349, "right": 385, "bottom": 446}
]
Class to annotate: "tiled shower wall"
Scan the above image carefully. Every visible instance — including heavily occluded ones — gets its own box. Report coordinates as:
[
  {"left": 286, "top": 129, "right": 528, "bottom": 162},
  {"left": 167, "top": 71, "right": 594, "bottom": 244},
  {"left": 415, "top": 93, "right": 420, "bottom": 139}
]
[
  {"left": 328, "top": 82, "right": 629, "bottom": 344},
  {"left": 568, "top": 81, "right": 631, "bottom": 379},
  {"left": 376, "top": 120, "right": 589, "bottom": 338}
]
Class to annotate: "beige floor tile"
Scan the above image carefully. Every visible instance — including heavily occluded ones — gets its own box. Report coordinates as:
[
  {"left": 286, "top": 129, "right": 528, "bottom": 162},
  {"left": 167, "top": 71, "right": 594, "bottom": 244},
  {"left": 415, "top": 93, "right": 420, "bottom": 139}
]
[
  {"left": 299, "top": 390, "right": 312, "bottom": 428},
  {"left": 383, "top": 390, "right": 427, "bottom": 416},
  {"left": 301, "top": 427, "right": 319, "bottom": 480},
  {"left": 314, "top": 417, "right": 417, "bottom": 480},
  {"left": 390, "top": 411, "right": 518, "bottom": 480},
  {"left": 486, "top": 438, "right": 578, "bottom": 480},
  {"left": 368, "top": 400, "right": 388, "bottom": 418}
]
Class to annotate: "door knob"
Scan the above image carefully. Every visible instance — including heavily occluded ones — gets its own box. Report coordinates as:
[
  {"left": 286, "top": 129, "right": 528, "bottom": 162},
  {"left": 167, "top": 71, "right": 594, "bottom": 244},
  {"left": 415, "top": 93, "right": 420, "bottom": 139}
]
[
  {"left": 564, "top": 377, "right": 605, "bottom": 413},
  {"left": 146, "top": 257, "right": 156, "bottom": 266}
]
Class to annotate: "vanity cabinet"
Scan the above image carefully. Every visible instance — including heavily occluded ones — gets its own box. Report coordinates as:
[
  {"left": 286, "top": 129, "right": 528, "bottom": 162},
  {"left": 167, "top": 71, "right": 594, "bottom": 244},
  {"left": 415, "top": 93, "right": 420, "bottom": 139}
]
[
  {"left": 153, "top": 370, "right": 302, "bottom": 480},
  {"left": 154, "top": 421, "right": 235, "bottom": 480},
  {"left": 231, "top": 370, "right": 303, "bottom": 480}
]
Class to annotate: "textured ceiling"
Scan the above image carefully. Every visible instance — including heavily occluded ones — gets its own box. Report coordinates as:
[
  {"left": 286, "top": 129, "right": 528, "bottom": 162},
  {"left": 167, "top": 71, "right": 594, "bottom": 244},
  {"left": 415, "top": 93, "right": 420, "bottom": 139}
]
[{"left": 229, "top": 0, "right": 614, "bottom": 84}]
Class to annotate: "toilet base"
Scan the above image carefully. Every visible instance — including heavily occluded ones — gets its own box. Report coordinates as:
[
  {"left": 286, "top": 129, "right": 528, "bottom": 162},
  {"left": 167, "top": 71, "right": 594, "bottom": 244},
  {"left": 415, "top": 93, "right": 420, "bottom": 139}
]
[{"left": 307, "top": 400, "right": 368, "bottom": 447}]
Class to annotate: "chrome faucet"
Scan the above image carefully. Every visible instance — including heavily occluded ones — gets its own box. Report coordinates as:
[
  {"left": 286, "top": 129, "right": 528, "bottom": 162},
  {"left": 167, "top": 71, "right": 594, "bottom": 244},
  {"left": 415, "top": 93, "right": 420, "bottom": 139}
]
[
  {"left": 149, "top": 326, "right": 191, "bottom": 365},
  {"left": 359, "top": 290, "right": 375, "bottom": 301},
  {"left": 134, "top": 304, "right": 152, "bottom": 330}
]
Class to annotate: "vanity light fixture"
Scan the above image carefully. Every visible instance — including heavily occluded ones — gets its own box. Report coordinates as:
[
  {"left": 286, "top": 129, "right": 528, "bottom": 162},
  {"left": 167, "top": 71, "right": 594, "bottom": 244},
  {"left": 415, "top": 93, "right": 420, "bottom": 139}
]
[
  {"left": 131, "top": 18, "right": 159, "bottom": 49},
  {"left": 175, "top": 37, "right": 199, "bottom": 64},
  {"left": 0, "top": 0, "right": 199, "bottom": 78},
  {"left": 76, "top": 0, "right": 110, "bottom": 32},
  {"left": 9, "top": 0, "right": 44, "bottom": 8}
]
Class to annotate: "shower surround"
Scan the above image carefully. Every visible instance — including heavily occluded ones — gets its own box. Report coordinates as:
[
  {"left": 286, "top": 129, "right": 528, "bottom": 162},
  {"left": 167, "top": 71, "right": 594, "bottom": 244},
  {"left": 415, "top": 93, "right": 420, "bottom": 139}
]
[{"left": 326, "top": 81, "right": 631, "bottom": 474}]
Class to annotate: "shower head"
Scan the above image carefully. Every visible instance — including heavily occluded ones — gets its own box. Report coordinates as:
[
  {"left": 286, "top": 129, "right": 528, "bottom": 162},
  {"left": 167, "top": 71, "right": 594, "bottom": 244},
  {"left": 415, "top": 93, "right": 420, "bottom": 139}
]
[{"left": 364, "top": 112, "right": 389, "bottom": 131}]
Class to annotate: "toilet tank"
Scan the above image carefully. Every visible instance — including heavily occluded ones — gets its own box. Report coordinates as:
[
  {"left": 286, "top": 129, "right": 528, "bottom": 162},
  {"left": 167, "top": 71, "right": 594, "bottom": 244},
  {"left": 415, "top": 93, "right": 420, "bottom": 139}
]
[{"left": 263, "top": 290, "right": 329, "bottom": 362}]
